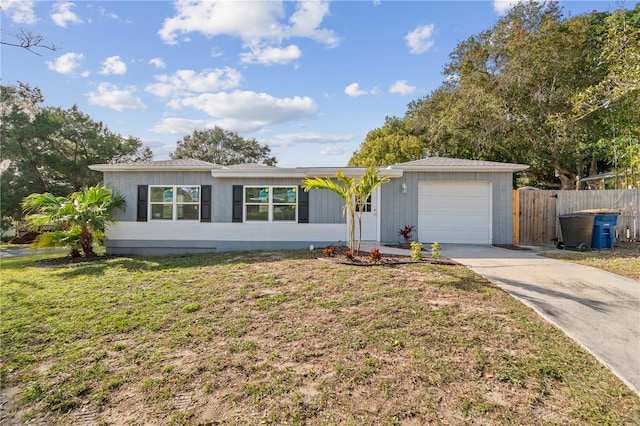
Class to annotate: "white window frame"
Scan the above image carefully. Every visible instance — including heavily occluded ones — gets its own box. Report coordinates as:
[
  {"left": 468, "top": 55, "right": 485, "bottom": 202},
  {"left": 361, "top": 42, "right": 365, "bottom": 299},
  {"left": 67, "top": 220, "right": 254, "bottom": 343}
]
[
  {"left": 149, "top": 185, "right": 201, "bottom": 221},
  {"left": 244, "top": 186, "right": 298, "bottom": 222}
]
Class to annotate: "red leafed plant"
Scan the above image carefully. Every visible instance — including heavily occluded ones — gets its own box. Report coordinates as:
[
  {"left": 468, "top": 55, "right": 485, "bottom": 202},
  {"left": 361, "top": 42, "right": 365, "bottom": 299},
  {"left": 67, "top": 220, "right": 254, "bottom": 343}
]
[
  {"left": 343, "top": 250, "right": 354, "bottom": 261},
  {"left": 369, "top": 247, "right": 382, "bottom": 263},
  {"left": 398, "top": 225, "right": 415, "bottom": 246},
  {"left": 323, "top": 245, "right": 336, "bottom": 257}
]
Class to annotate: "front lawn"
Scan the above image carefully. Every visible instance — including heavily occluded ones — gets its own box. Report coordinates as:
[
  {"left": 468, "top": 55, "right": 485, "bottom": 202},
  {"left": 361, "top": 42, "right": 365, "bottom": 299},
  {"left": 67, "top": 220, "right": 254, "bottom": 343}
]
[
  {"left": 1, "top": 250, "right": 638, "bottom": 424},
  {"left": 542, "top": 242, "right": 640, "bottom": 281}
]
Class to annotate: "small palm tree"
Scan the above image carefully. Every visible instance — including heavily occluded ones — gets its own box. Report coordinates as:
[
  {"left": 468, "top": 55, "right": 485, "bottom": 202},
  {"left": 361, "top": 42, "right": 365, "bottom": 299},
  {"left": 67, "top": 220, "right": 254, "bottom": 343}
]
[
  {"left": 355, "top": 166, "right": 390, "bottom": 252},
  {"left": 303, "top": 170, "right": 357, "bottom": 252},
  {"left": 22, "top": 184, "right": 126, "bottom": 257},
  {"left": 303, "top": 167, "right": 389, "bottom": 254}
]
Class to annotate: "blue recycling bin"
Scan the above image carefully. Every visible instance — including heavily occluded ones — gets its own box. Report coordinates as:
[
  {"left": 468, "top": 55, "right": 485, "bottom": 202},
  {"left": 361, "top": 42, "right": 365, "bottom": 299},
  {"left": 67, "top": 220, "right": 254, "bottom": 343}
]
[{"left": 591, "top": 214, "right": 618, "bottom": 249}]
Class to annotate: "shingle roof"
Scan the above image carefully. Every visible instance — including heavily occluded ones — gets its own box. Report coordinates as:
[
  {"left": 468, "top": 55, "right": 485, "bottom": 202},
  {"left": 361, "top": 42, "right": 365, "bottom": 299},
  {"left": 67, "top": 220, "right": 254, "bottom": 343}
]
[
  {"left": 226, "top": 163, "right": 279, "bottom": 169},
  {"left": 393, "top": 157, "right": 529, "bottom": 172},
  {"left": 138, "top": 159, "right": 217, "bottom": 167},
  {"left": 90, "top": 157, "right": 529, "bottom": 174},
  {"left": 89, "top": 158, "right": 219, "bottom": 172}
]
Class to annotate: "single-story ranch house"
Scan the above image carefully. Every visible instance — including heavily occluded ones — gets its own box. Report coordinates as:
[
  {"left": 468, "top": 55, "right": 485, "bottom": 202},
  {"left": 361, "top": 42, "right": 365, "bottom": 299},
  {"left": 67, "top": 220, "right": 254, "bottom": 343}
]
[{"left": 89, "top": 157, "right": 529, "bottom": 255}]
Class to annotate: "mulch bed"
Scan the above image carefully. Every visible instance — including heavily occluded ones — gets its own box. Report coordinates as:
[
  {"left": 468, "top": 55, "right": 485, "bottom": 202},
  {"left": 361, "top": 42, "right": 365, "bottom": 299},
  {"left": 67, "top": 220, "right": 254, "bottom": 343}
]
[
  {"left": 317, "top": 247, "right": 458, "bottom": 266},
  {"left": 493, "top": 244, "right": 531, "bottom": 251}
]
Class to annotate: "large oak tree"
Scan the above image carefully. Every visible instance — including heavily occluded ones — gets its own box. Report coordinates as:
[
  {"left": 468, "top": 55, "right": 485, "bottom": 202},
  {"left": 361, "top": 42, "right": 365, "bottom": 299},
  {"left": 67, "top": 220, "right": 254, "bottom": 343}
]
[
  {"left": 171, "top": 126, "right": 277, "bottom": 166},
  {"left": 350, "top": 1, "right": 639, "bottom": 189},
  {"left": 0, "top": 83, "right": 153, "bottom": 222}
]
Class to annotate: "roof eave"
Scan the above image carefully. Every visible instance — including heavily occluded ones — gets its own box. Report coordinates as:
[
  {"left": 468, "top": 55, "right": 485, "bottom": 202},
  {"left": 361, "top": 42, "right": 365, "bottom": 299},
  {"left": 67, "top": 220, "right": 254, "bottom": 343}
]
[
  {"left": 211, "top": 167, "right": 404, "bottom": 179},
  {"left": 397, "top": 165, "right": 529, "bottom": 173},
  {"left": 89, "top": 164, "right": 220, "bottom": 172},
  {"left": 211, "top": 170, "right": 308, "bottom": 178}
]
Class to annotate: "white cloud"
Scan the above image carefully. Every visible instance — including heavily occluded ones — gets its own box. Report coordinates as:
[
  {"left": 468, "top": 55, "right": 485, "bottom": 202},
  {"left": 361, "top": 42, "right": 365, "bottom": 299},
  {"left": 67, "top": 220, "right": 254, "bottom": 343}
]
[
  {"left": 51, "top": 2, "right": 83, "bottom": 28},
  {"left": 98, "top": 6, "right": 118, "bottom": 20},
  {"left": 168, "top": 90, "right": 317, "bottom": 133},
  {"left": 150, "top": 118, "right": 220, "bottom": 135},
  {"left": 46, "top": 52, "right": 84, "bottom": 74},
  {"left": 159, "top": 1, "right": 286, "bottom": 45},
  {"left": 320, "top": 146, "right": 347, "bottom": 155},
  {"left": 210, "top": 47, "right": 224, "bottom": 58},
  {"left": 493, "top": 0, "right": 531, "bottom": 14},
  {"left": 149, "top": 57, "right": 166, "bottom": 69},
  {"left": 100, "top": 55, "right": 127, "bottom": 75},
  {"left": 158, "top": 0, "right": 338, "bottom": 64},
  {"left": 405, "top": 24, "right": 435, "bottom": 54},
  {"left": 344, "top": 82, "right": 378, "bottom": 97},
  {"left": 145, "top": 67, "right": 242, "bottom": 97},
  {"left": 389, "top": 80, "right": 416, "bottom": 95},
  {"left": 240, "top": 45, "right": 302, "bottom": 65},
  {"left": 286, "top": 1, "right": 339, "bottom": 48},
  {"left": 1, "top": 0, "right": 37, "bottom": 24},
  {"left": 87, "top": 83, "right": 147, "bottom": 112},
  {"left": 269, "top": 132, "right": 354, "bottom": 147}
]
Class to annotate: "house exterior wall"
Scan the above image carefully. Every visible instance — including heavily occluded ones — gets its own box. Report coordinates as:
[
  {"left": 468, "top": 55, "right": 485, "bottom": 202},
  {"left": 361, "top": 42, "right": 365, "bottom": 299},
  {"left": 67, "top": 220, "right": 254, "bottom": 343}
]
[
  {"left": 379, "top": 171, "right": 514, "bottom": 244},
  {"left": 102, "top": 171, "right": 347, "bottom": 254},
  {"left": 101, "top": 167, "right": 516, "bottom": 254},
  {"left": 104, "top": 171, "right": 213, "bottom": 222},
  {"left": 104, "top": 172, "right": 345, "bottom": 224},
  {"left": 211, "top": 178, "right": 344, "bottom": 224}
]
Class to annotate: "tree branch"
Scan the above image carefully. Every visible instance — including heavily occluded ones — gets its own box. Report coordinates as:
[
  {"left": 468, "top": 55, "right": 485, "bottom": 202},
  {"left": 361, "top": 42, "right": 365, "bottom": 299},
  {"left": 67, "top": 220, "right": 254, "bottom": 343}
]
[{"left": 1, "top": 29, "right": 59, "bottom": 56}]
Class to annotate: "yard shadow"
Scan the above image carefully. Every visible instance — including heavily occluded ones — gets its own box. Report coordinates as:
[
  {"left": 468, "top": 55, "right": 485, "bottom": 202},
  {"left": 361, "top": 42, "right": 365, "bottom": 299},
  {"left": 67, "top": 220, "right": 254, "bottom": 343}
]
[
  {"left": 489, "top": 277, "right": 610, "bottom": 315},
  {"left": 43, "top": 250, "right": 315, "bottom": 279}
]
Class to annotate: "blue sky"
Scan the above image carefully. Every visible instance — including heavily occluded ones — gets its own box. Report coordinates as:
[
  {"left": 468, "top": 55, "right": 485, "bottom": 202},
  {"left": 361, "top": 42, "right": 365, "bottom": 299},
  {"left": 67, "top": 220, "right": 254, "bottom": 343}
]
[{"left": 2, "top": 0, "right": 635, "bottom": 167}]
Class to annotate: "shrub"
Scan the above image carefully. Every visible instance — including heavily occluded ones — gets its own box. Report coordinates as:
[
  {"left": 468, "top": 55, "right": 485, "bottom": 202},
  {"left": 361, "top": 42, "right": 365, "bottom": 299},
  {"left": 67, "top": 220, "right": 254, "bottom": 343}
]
[
  {"left": 323, "top": 245, "right": 336, "bottom": 257},
  {"left": 398, "top": 225, "right": 415, "bottom": 245},
  {"left": 410, "top": 242, "right": 423, "bottom": 260},
  {"left": 431, "top": 242, "right": 441, "bottom": 259},
  {"left": 369, "top": 247, "right": 382, "bottom": 263},
  {"left": 343, "top": 250, "right": 354, "bottom": 261}
]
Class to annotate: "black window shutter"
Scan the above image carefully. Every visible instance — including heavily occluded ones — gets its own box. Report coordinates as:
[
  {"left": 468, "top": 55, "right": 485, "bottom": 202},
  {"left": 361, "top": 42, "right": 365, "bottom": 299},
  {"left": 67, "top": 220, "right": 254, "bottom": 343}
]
[
  {"left": 137, "top": 185, "right": 148, "bottom": 222},
  {"left": 298, "top": 185, "right": 309, "bottom": 223},
  {"left": 232, "top": 185, "right": 243, "bottom": 223},
  {"left": 200, "top": 185, "right": 212, "bottom": 222}
]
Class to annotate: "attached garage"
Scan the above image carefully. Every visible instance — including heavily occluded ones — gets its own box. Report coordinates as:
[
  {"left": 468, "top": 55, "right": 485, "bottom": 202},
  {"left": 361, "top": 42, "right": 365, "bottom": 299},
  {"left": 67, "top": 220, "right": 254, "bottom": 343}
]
[{"left": 417, "top": 181, "right": 492, "bottom": 244}]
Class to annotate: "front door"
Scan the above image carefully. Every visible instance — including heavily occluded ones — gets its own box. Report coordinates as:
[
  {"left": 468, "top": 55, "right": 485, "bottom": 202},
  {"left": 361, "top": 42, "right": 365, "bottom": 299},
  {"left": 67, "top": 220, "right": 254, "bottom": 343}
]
[{"left": 355, "top": 188, "right": 379, "bottom": 241}]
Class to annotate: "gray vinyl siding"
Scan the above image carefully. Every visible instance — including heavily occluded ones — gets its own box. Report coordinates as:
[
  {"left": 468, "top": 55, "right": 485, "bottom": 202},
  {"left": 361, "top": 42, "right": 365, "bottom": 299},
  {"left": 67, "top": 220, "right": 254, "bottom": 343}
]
[
  {"left": 379, "top": 171, "right": 514, "bottom": 244},
  {"left": 212, "top": 178, "right": 344, "bottom": 223},
  {"left": 104, "top": 172, "right": 345, "bottom": 224},
  {"left": 104, "top": 171, "right": 214, "bottom": 222}
]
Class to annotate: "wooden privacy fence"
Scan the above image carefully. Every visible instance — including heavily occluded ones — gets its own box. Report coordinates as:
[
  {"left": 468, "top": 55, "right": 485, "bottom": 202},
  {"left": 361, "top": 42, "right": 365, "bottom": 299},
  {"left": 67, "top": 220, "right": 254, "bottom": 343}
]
[{"left": 514, "top": 189, "right": 640, "bottom": 246}]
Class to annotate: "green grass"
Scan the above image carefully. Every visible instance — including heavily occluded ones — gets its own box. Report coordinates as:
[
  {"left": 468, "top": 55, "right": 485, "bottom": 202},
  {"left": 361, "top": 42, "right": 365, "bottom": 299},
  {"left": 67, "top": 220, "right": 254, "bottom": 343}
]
[
  {"left": 1, "top": 250, "right": 638, "bottom": 425},
  {"left": 542, "top": 243, "right": 640, "bottom": 281}
]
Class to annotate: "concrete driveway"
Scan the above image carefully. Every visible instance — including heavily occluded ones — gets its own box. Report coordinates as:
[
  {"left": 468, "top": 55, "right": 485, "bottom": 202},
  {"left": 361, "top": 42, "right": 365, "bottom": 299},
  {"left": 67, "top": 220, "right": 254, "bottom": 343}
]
[{"left": 441, "top": 244, "right": 640, "bottom": 396}]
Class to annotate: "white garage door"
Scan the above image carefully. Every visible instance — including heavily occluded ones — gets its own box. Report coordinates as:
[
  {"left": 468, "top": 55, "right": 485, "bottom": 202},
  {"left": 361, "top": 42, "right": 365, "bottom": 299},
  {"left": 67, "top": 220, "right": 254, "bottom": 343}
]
[{"left": 418, "top": 181, "right": 492, "bottom": 244}]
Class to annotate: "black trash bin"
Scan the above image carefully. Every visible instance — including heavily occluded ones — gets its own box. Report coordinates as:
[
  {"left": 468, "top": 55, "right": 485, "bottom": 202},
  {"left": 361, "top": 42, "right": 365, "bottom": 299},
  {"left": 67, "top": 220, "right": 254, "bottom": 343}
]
[{"left": 557, "top": 214, "right": 595, "bottom": 252}]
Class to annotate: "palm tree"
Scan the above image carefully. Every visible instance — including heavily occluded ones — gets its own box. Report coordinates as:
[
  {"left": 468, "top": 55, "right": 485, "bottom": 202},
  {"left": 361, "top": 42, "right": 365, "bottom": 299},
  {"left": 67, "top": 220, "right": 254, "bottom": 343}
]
[
  {"left": 21, "top": 184, "right": 126, "bottom": 257},
  {"left": 355, "top": 166, "right": 390, "bottom": 253},
  {"left": 303, "top": 170, "right": 357, "bottom": 252},
  {"left": 303, "top": 167, "right": 389, "bottom": 254}
]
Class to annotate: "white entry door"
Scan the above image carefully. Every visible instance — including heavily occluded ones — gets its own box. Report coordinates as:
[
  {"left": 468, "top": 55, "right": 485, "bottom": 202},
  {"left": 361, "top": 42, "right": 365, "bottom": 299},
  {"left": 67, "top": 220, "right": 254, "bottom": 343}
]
[{"left": 355, "top": 188, "right": 379, "bottom": 241}]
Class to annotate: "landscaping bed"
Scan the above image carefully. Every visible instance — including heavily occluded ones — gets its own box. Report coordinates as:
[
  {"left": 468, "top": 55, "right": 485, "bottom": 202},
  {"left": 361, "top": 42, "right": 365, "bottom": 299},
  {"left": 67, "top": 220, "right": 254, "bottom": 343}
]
[{"left": 319, "top": 245, "right": 458, "bottom": 266}]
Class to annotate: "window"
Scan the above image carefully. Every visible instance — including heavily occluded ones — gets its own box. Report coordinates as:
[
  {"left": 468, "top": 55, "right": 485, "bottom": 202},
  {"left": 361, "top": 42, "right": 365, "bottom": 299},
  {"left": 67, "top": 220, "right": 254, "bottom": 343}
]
[
  {"left": 149, "top": 186, "right": 200, "bottom": 220},
  {"left": 245, "top": 186, "right": 297, "bottom": 221},
  {"left": 356, "top": 194, "right": 372, "bottom": 213}
]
